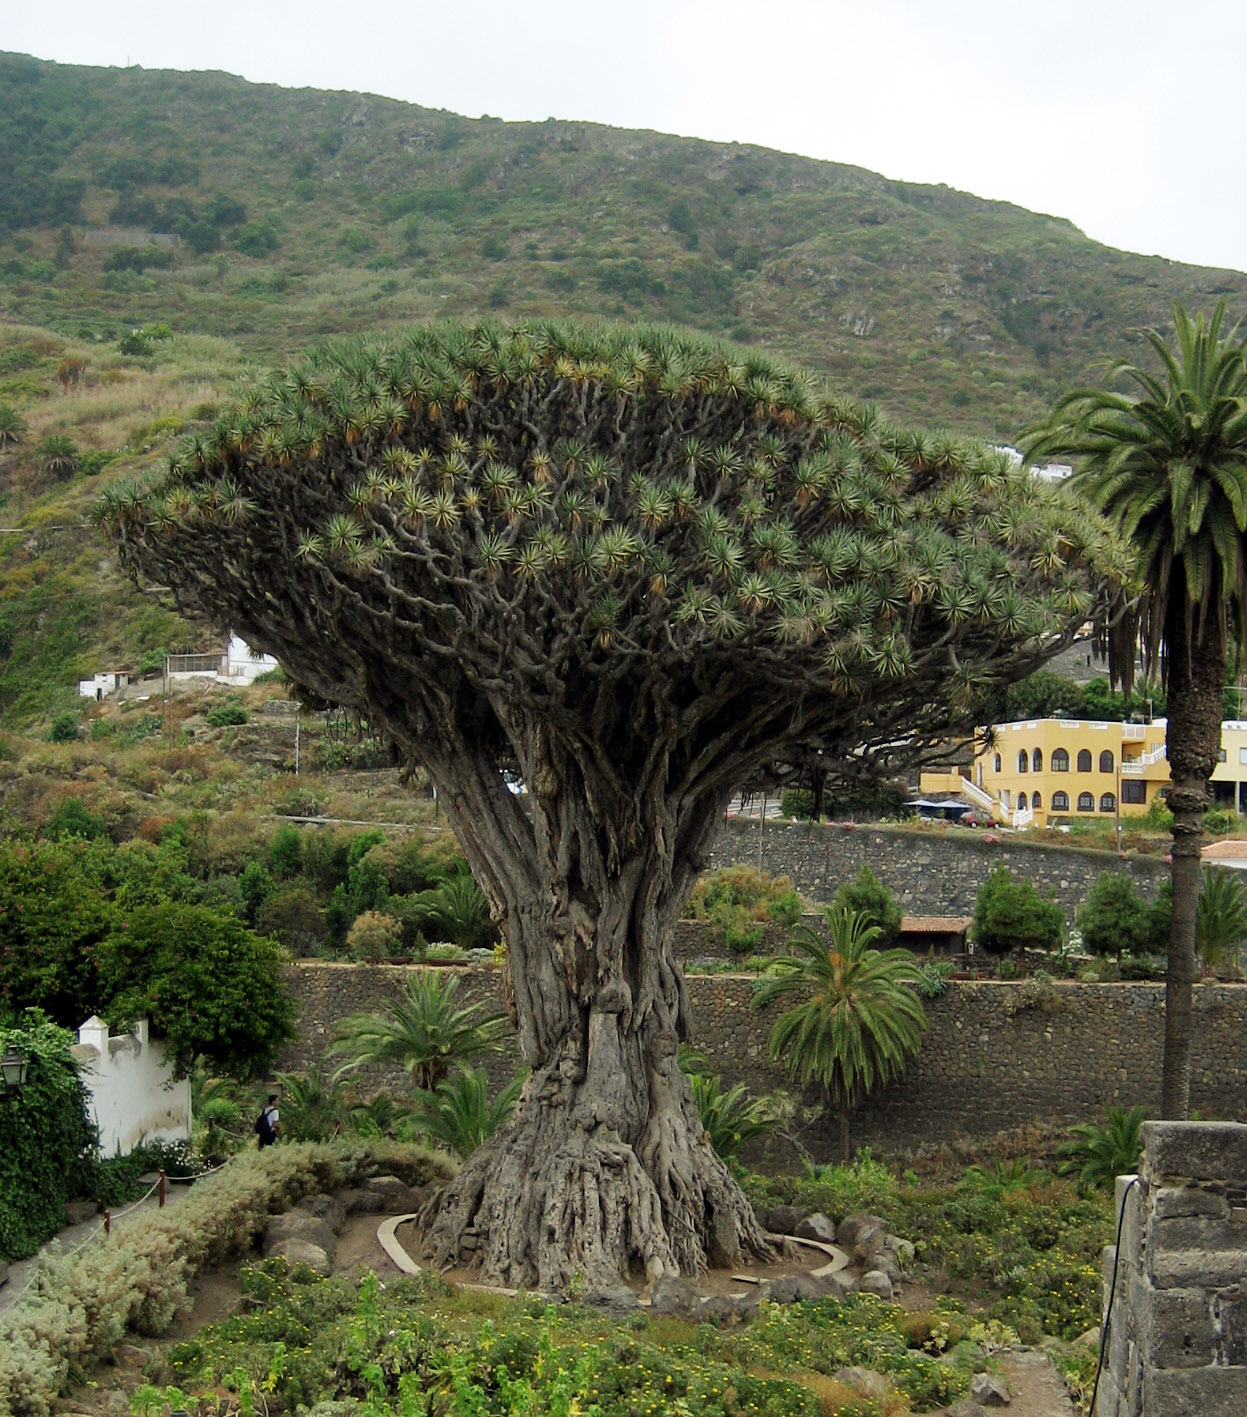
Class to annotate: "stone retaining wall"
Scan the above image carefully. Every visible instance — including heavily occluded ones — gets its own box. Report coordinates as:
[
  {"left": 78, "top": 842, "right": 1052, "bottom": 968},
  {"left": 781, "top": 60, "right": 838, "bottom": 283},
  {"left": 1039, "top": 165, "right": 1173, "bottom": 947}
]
[
  {"left": 1097, "top": 1122, "right": 1247, "bottom": 1417},
  {"left": 707, "top": 819, "right": 1170, "bottom": 916},
  {"left": 282, "top": 964, "right": 1247, "bottom": 1158}
]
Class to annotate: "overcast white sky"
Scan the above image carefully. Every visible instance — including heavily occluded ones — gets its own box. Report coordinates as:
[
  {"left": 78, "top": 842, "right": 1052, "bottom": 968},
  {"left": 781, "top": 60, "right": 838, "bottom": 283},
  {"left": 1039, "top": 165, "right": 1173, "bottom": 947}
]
[{"left": 8, "top": 0, "right": 1245, "bottom": 272}]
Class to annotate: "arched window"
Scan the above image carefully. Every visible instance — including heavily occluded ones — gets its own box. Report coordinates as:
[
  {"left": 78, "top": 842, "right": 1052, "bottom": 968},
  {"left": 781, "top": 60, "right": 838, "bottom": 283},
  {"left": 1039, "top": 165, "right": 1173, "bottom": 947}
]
[
  {"left": 1078, "top": 792, "right": 1095, "bottom": 812},
  {"left": 993, "top": 753, "right": 1001, "bottom": 773},
  {"left": 1100, "top": 793, "right": 1116, "bottom": 813},
  {"left": 1031, "top": 791, "right": 1042, "bottom": 810},
  {"left": 1052, "top": 748, "right": 1069, "bottom": 773},
  {"left": 1018, "top": 792, "right": 1028, "bottom": 810},
  {"left": 1052, "top": 790, "right": 1070, "bottom": 811},
  {"left": 1100, "top": 750, "right": 1114, "bottom": 773},
  {"left": 1032, "top": 748, "right": 1043, "bottom": 772},
  {"left": 1017, "top": 750, "right": 1028, "bottom": 773},
  {"left": 1077, "top": 749, "right": 1093, "bottom": 772}
]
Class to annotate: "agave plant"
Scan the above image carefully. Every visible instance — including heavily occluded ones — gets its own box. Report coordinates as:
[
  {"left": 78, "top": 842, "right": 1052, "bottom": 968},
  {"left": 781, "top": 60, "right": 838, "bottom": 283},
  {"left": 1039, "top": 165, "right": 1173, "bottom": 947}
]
[
  {"left": 411, "top": 1067, "right": 525, "bottom": 1159},
  {"left": 1057, "top": 1104, "right": 1147, "bottom": 1189}
]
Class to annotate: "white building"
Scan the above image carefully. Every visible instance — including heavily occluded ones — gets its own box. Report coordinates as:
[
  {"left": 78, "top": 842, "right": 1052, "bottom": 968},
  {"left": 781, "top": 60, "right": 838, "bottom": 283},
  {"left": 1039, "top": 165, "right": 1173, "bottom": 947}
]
[
  {"left": 221, "top": 634, "right": 279, "bottom": 683},
  {"left": 71, "top": 1017, "right": 191, "bottom": 1156},
  {"left": 78, "top": 670, "right": 130, "bottom": 700}
]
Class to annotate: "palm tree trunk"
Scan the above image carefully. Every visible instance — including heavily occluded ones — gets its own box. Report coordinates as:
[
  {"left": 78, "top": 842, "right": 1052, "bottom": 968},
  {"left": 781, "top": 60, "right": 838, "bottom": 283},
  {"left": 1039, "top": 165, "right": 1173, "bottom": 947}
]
[
  {"left": 1162, "top": 602, "right": 1225, "bottom": 1119},
  {"left": 838, "top": 1106, "right": 851, "bottom": 1164}
]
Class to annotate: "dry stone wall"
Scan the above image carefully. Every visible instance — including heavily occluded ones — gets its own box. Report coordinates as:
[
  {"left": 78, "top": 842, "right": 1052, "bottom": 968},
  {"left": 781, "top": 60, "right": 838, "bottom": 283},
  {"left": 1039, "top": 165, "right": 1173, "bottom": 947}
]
[
  {"left": 282, "top": 965, "right": 1247, "bottom": 1158},
  {"left": 707, "top": 819, "right": 1169, "bottom": 916},
  {"left": 1097, "top": 1122, "right": 1247, "bottom": 1417}
]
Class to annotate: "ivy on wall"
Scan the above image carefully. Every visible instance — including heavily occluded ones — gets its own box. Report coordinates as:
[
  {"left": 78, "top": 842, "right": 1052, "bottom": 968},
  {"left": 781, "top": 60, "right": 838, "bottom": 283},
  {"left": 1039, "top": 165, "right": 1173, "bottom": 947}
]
[{"left": 0, "top": 1012, "right": 97, "bottom": 1261}]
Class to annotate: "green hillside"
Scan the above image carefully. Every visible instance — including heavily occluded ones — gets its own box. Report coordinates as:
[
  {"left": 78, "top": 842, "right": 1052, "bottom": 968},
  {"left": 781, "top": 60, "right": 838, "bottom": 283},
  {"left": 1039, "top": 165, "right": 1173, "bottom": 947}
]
[{"left": 0, "top": 50, "right": 1244, "bottom": 726}]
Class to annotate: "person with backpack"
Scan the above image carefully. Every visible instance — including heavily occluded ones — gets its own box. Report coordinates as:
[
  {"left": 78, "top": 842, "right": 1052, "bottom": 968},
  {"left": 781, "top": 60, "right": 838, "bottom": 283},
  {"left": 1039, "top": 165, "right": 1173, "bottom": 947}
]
[{"left": 255, "top": 1092, "right": 280, "bottom": 1148}]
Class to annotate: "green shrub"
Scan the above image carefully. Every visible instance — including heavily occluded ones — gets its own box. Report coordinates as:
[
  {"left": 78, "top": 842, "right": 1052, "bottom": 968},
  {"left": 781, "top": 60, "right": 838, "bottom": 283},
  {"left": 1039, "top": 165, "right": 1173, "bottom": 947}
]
[
  {"left": 0, "top": 1014, "right": 97, "bottom": 1261},
  {"left": 47, "top": 710, "right": 81, "bottom": 742},
  {"left": 833, "top": 865, "right": 902, "bottom": 947},
  {"left": 972, "top": 866, "right": 1064, "bottom": 953},
  {"left": 780, "top": 787, "right": 815, "bottom": 819},
  {"left": 204, "top": 701, "right": 248, "bottom": 727},
  {"left": 686, "top": 866, "right": 803, "bottom": 950},
  {"left": 1077, "top": 871, "right": 1154, "bottom": 959}
]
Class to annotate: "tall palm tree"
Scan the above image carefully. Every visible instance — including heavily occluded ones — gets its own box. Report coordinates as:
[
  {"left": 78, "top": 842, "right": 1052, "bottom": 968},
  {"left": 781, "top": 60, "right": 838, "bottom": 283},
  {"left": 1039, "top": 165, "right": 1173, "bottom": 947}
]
[
  {"left": 1025, "top": 304, "right": 1247, "bottom": 1118},
  {"left": 752, "top": 905, "right": 927, "bottom": 1162},
  {"left": 329, "top": 969, "right": 509, "bottom": 1091}
]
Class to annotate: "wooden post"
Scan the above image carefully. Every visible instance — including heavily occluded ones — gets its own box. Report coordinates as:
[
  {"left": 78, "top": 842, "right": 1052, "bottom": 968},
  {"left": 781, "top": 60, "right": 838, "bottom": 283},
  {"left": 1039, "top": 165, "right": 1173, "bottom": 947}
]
[{"left": 158, "top": 1169, "right": 166, "bottom": 1207}]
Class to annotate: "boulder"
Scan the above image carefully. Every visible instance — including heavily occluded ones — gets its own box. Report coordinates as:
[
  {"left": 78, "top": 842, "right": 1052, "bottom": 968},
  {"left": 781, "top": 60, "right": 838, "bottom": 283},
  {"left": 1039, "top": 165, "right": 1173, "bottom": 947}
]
[
  {"left": 809, "top": 1269, "right": 853, "bottom": 1300},
  {"left": 699, "top": 1290, "right": 760, "bottom": 1323},
  {"left": 759, "top": 1203, "right": 811, "bottom": 1236},
  {"left": 296, "top": 1192, "right": 347, "bottom": 1233},
  {"left": 881, "top": 1234, "right": 915, "bottom": 1265},
  {"left": 263, "top": 1213, "right": 338, "bottom": 1262},
  {"left": 340, "top": 1186, "right": 382, "bottom": 1215},
  {"left": 793, "top": 1212, "right": 836, "bottom": 1245},
  {"left": 857, "top": 1269, "right": 894, "bottom": 1300},
  {"left": 649, "top": 1274, "right": 701, "bottom": 1316},
  {"left": 759, "top": 1275, "right": 803, "bottom": 1305},
  {"left": 581, "top": 1285, "right": 638, "bottom": 1317},
  {"left": 834, "top": 1367, "right": 892, "bottom": 1401},
  {"left": 357, "top": 1175, "right": 424, "bottom": 1212},
  {"left": 267, "top": 1238, "right": 333, "bottom": 1277},
  {"left": 970, "top": 1373, "right": 1012, "bottom": 1407},
  {"left": 836, "top": 1213, "right": 887, "bottom": 1250},
  {"left": 860, "top": 1248, "right": 902, "bottom": 1283}
]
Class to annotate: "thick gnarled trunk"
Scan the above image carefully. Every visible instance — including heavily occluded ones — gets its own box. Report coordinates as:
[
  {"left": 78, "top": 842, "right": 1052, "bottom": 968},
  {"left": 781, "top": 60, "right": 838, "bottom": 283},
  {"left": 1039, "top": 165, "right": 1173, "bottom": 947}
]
[
  {"left": 416, "top": 724, "right": 773, "bottom": 1292},
  {"left": 1162, "top": 602, "right": 1226, "bottom": 1120}
]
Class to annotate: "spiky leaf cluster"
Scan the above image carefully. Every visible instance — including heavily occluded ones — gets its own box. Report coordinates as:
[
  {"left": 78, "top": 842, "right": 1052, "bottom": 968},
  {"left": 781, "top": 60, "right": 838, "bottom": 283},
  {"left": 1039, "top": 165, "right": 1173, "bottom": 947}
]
[{"left": 98, "top": 319, "right": 1127, "bottom": 779}]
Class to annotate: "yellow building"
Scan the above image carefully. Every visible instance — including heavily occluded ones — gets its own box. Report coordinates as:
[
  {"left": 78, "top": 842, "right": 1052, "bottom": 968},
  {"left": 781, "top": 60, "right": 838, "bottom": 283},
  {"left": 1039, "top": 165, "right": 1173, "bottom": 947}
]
[{"left": 920, "top": 716, "right": 1247, "bottom": 828}]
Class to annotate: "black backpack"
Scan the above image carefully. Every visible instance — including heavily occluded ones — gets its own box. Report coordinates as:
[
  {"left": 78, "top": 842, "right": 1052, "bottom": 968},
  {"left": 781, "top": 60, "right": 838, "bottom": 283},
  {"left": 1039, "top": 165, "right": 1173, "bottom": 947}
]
[{"left": 254, "top": 1107, "right": 275, "bottom": 1142}]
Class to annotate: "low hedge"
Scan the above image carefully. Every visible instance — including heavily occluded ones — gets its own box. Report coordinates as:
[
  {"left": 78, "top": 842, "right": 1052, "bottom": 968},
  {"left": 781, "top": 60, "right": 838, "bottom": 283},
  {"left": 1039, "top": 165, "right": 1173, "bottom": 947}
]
[{"left": 0, "top": 1140, "right": 454, "bottom": 1417}]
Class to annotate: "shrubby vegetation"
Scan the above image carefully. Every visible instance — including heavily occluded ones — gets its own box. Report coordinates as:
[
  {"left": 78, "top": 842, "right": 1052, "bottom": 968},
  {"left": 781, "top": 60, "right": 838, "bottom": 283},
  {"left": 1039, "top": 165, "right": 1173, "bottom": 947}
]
[
  {"left": 0, "top": 1141, "right": 453, "bottom": 1417},
  {"left": 0, "top": 1013, "right": 97, "bottom": 1261},
  {"left": 971, "top": 866, "right": 1064, "bottom": 954},
  {"left": 685, "top": 866, "right": 803, "bottom": 954}
]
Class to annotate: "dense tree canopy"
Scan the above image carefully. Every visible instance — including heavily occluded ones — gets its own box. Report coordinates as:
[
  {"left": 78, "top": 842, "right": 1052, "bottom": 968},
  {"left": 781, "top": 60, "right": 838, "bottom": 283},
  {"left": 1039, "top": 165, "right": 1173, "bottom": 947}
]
[{"left": 99, "top": 320, "right": 1125, "bottom": 1289}]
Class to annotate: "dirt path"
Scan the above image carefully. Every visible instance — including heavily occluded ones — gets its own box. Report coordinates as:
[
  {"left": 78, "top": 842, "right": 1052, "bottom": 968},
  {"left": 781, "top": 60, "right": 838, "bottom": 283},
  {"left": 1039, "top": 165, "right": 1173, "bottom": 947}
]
[{"left": 936, "top": 1347, "right": 1077, "bottom": 1417}]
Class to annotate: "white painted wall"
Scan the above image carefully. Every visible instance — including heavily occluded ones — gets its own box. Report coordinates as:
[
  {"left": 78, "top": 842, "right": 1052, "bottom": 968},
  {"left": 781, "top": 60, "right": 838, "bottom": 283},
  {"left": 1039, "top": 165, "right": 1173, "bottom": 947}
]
[
  {"left": 71, "top": 1017, "right": 191, "bottom": 1156},
  {"left": 78, "top": 671, "right": 129, "bottom": 699},
  {"left": 223, "top": 634, "right": 278, "bottom": 682}
]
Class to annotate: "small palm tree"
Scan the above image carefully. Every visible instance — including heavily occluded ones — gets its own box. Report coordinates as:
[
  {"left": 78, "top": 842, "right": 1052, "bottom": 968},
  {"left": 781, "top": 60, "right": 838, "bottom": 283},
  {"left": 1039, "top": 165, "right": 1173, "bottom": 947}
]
[
  {"left": 36, "top": 433, "right": 80, "bottom": 478},
  {"left": 1058, "top": 1104, "right": 1147, "bottom": 1189},
  {"left": 406, "top": 874, "right": 493, "bottom": 949},
  {"left": 753, "top": 904, "right": 927, "bottom": 1162},
  {"left": 347, "top": 1091, "right": 414, "bottom": 1139},
  {"left": 411, "top": 1067, "right": 524, "bottom": 1159},
  {"left": 329, "top": 968, "right": 509, "bottom": 1091},
  {"left": 0, "top": 403, "right": 26, "bottom": 449},
  {"left": 189, "top": 1056, "right": 245, "bottom": 1162},
  {"left": 1197, "top": 865, "right": 1247, "bottom": 971},
  {"left": 689, "top": 1071, "right": 780, "bottom": 1164},
  {"left": 273, "top": 1066, "right": 352, "bottom": 1142}
]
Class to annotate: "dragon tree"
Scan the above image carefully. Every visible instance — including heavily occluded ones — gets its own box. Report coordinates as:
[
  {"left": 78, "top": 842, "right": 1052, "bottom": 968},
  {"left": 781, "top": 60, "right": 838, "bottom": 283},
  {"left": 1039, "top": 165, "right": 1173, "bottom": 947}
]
[{"left": 99, "top": 320, "right": 1125, "bottom": 1291}]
